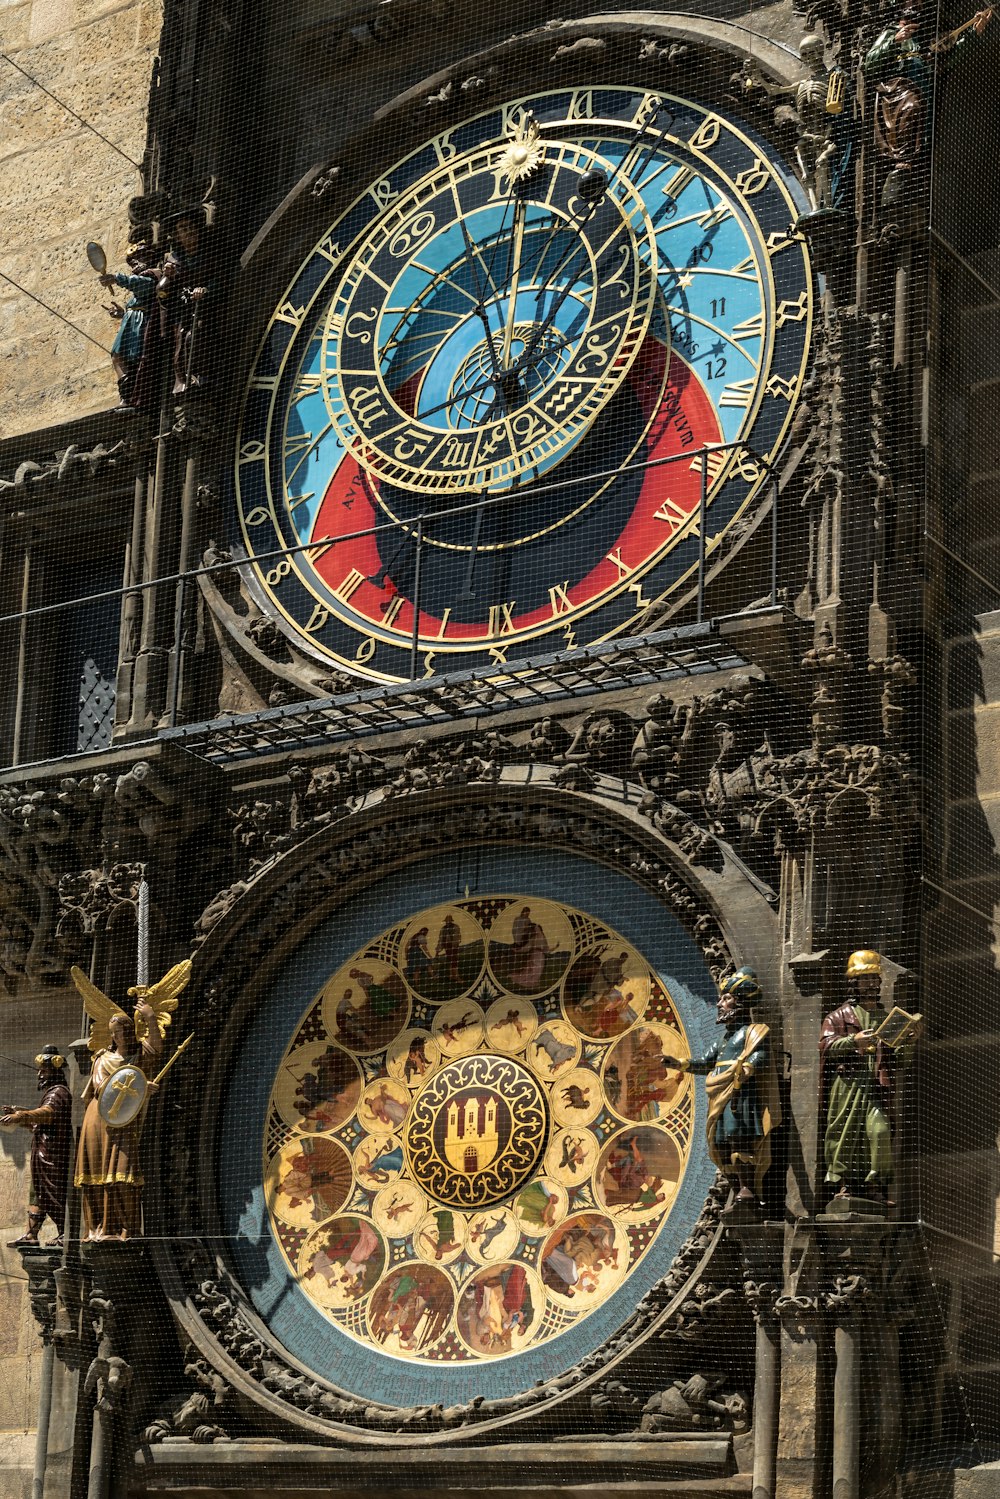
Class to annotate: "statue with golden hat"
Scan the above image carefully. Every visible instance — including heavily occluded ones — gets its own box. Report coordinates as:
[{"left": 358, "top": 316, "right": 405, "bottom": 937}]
[{"left": 820, "top": 949, "right": 920, "bottom": 1206}]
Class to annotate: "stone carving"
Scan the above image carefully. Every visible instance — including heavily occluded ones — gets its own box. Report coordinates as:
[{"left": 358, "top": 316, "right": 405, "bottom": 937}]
[
  {"left": 821, "top": 1272, "right": 874, "bottom": 1318},
  {"left": 85, "top": 1291, "right": 132, "bottom": 1415},
  {"left": 143, "top": 1349, "right": 230, "bottom": 1443},
  {"left": 172, "top": 1179, "right": 730, "bottom": 1436},
  {"left": 0, "top": 441, "right": 127, "bottom": 495},
  {"left": 657, "top": 1278, "right": 741, "bottom": 1344},
  {"left": 114, "top": 759, "right": 210, "bottom": 853},
  {"left": 311, "top": 164, "right": 343, "bottom": 199},
  {"left": 869, "top": 655, "right": 915, "bottom": 743},
  {"left": 640, "top": 1372, "right": 749, "bottom": 1431},
  {"left": 558, "top": 710, "right": 636, "bottom": 780},
  {"left": 550, "top": 37, "right": 606, "bottom": 62},
  {"left": 638, "top": 37, "right": 690, "bottom": 65},
  {"left": 589, "top": 1379, "right": 642, "bottom": 1421},
  {"left": 20, "top": 1251, "right": 60, "bottom": 1343},
  {"left": 802, "top": 623, "right": 853, "bottom": 752},
  {"left": 0, "top": 776, "right": 113, "bottom": 982}
]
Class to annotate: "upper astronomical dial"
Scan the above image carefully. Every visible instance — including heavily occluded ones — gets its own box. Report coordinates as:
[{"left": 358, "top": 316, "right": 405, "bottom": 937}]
[
  {"left": 320, "top": 124, "right": 659, "bottom": 496},
  {"left": 236, "top": 86, "right": 812, "bottom": 682}
]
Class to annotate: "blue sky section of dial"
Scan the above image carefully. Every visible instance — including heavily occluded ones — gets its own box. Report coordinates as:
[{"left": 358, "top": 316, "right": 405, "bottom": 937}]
[{"left": 592, "top": 138, "right": 764, "bottom": 445}]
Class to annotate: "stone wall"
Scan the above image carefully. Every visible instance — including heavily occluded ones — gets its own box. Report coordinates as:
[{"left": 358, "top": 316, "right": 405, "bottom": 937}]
[
  {"left": 0, "top": 990, "right": 79, "bottom": 1499},
  {"left": 924, "top": 231, "right": 1000, "bottom": 1453},
  {"left": 0, "top": 0, "right": 162, "bottom": 437}
]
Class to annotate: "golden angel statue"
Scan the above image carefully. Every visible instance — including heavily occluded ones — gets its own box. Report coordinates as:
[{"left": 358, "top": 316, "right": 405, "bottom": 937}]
[{"left": 72, "top": 961, "right": 191, "bottom": 1241}]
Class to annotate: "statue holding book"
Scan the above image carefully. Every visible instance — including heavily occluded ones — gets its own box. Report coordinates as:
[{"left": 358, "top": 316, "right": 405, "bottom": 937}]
[{"left": 820, "top": 950, "right": 921, "bottom": 1205}]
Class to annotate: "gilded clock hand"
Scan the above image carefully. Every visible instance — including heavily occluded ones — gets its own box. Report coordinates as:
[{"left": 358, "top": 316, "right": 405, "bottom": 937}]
[
  {"left": 516, "top": 200, "right": 617, "bottom": 379},
  {"left": 456, "top": 210, "right": 509, "bottom": 406},
  {"left": 512, "top": 105, "right": 671, "bottom": 336},
  {"left": 499, "top": 195, "right": 528, "bottom": 372}
]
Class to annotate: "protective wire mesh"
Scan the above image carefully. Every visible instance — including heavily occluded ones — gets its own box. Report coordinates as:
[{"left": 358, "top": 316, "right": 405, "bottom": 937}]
[{"left": 0, "top": 2, "right": 999, "bottom": 1496}]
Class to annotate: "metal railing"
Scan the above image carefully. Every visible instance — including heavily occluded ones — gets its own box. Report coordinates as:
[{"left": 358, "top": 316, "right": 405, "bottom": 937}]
[{"left": 0, "top": 437, "right": 780, "bottom": 745}]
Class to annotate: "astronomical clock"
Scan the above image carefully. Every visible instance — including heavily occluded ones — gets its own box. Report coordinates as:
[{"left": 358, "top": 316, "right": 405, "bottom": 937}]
[
  {"left": 171, "top": 65, "right": 815, "bottom": 1440},
  {"left": 234, "top": 85, "right": 811, "bottom": 682}
]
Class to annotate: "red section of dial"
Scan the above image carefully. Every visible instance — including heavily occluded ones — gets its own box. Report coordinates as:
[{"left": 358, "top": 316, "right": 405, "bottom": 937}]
[{"left": 308, "top": 340, "right": 723, "bottom": 642}]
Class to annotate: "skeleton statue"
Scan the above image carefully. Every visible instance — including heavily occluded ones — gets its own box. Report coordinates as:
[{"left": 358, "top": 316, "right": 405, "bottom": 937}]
[{"left": 744, "top": 36, "right": 846, "bottom": 211}]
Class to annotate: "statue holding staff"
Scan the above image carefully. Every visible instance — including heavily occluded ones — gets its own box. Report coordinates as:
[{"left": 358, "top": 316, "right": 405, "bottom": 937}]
[{"left": 71, "top": 961, "right": 191, "bottom": 1241}]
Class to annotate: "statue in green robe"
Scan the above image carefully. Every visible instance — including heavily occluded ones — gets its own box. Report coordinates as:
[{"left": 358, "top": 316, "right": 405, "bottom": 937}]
[{"left": 820, "top": 949, "right": 919, "bottom": 1203}]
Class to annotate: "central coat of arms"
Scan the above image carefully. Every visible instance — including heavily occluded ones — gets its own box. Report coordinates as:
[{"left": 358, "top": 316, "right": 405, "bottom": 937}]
[{"left": 406, "top": 1056, "right": 548, "bottom": 1208}]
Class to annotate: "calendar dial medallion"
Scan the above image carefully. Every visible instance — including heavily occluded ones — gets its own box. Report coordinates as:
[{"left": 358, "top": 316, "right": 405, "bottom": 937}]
[{"left": 236, "top": 87, "right": 812, "bottom": 682}]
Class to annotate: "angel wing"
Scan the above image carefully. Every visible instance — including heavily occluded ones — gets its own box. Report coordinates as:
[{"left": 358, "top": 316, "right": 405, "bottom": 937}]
[
  {"left": 131, "top": 959, "right": 192, "bottom": 1043},
  {"left": 70, "top": 966, "right": 128, "bottom": 1055}
]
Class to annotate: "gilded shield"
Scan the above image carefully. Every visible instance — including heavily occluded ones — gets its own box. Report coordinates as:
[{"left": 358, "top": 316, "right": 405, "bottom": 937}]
[{"left": 98, "top": 1064, "right": 148, "bottom": 1129}]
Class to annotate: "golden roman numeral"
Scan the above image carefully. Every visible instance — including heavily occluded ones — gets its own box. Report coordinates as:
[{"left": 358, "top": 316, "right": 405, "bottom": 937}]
[
  {"left": 382, "top": 596, "right": 405, "bottom": 628},
  {"left": 548, "top": 582, "right": 572, "bottom": 616},
  {"left": 720, "top": 379, "right": 756, "bottom": 409},
  {"left": 653, "top": 495, "right": 692, "bottom": 533},
  {"left": 488, "top": 601, "right": 516, "bottom": 636},
  {"left": 732, "top": 313, "right": 764, "bottom": 342},
  {"left": 334, "top": 568, "right": 366, "bottom": 602},
  {"left": 284, "top": 432, "right": 314, "bottom": 459}
]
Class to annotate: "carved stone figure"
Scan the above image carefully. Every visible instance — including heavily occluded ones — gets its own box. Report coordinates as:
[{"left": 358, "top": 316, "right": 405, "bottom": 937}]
[
  {"left": 820, "top": 949, "right": 919, "bottom": 1203},
  {"left": 665, "top": 969, "right": 780, "bottom": 1204},
  {"left": 1, "top": 1045, "right": 73, "bottom": 1246},
  {"left": 558, "top": 710, "right": 636, "bottom": 779},
  {"left": 631, "top": 693, "right": 683, "bottom": 790},
  {"left": 71, "top": 962, "right": 191, "bottom": 1240},
  {"left": 745, "top": 35, "right": 846, "bottom": 210},
  {"left": 98, "top": 234, "right": 163, "bottom": 413},
  {"left": 640, "top": 1372, "right": 749, "bottom": 1431}
]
